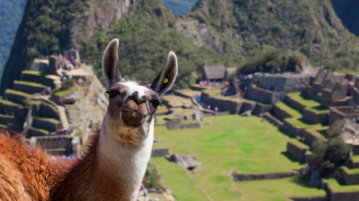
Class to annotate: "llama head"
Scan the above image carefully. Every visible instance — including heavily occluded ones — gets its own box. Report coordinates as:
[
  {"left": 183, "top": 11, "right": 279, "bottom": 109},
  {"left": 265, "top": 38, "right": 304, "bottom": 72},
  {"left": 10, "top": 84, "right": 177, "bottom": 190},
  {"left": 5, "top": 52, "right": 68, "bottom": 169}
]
[{"left": 102, "top": 39, "right": 177, "bottom": 146}]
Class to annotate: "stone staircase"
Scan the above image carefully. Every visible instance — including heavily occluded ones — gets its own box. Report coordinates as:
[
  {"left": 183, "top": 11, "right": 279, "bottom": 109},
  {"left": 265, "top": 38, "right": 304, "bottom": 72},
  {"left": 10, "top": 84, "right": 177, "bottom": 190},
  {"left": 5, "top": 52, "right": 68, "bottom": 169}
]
[{"left": 57, "top": 105, "right": 69, "bottom": 130}]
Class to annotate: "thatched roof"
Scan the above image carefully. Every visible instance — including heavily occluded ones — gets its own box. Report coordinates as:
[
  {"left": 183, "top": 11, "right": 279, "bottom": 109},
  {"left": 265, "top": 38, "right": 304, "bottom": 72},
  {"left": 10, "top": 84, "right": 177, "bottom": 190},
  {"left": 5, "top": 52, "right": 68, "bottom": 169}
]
[{"left": 203, "top": 65, "right": 226, "bottom": 80}]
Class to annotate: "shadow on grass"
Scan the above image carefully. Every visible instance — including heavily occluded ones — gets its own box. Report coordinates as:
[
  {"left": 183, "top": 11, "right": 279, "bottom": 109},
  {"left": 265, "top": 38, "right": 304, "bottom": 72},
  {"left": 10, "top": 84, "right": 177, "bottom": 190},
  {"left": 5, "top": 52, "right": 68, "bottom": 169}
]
[{"left": 281, "top": 151, "right": 301, "bottom": 163}]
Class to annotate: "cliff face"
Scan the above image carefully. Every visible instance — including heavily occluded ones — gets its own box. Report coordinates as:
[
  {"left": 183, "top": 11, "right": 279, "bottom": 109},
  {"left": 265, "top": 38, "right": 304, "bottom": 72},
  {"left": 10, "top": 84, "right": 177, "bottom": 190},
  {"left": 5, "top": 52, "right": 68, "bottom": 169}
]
[{"left": 0, "top": 0, "right": 134, "bottom": 94}]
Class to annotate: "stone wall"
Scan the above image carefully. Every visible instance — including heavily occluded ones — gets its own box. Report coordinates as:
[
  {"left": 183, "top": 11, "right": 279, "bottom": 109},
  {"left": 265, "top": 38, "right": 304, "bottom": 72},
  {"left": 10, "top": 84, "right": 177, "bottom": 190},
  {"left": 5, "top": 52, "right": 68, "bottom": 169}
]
[
  {"left": 21, "top": 73, "right": 57, "bottom": 89},
  {"left": 180, "top": 122, "right": 201, "bottom": 129},
  {"left": 284, "top": 95, "right": 306, "bottom": 112},
  {"left": 5, "top": 92, "right": 28, "bottom": 104},
  {"left": 201, "top": 91, "right": 271, "bottom": 116},
  {"left": 253, "top": 73, "right": 311, "bottom": 93},
  {"left": 232, "top": 171, "right": 298, "bottom": 181},
  {"left": 281, "top": 120, "right": 307, "bottom": 138},
  {"left": 201, "top": 92, "right": 242, "bottom": 114},
  {"left": 290, "top": 196, "right": 327, "bottom": 201},
  {"left": 38, "top": 101, "right": 59, "bottom": 119},
  {"left": 32, "top": 118, "right": 61, "bottom": 132},
  {"left": 27, "top": 127, "right": 49, "bottom": 137},
  {"left": 151, "top": 148, "right": 170, "bottom": 157},
  {"left": 165, "top": 119, "right": 201, "bottom": 130},
  {"left": 329, "top": 106, "right": 359, "bottom": 125},
  {"left": 244, "top": 85, "right": 284, "bottom": 104},
  {"left": 272, "top": 104, "right": 291, "bottom": 120},
  {"left": 353, "top": 145, "right": 359, "bottom": 155},
  {"left": 326, "top": 187, "right": 359, "bottom": 201},
  {"left": 341, "top": 168, "right": 359, "bottom": 185},
  {"left": 29, "top": 135, "right": 80, "bottom": 156},
  {"left": 287, "top": 141, "right": 308, "bottom": 162},
  {"left": 0, "top": 115, "right": 14, "bottom": 125},
  {"left": 303, "top": 129, "right": 326, "bottom": 145},
  {"left": 302, "top": 109, "right": 329, "bottom": 125},
  {"left": 252, "top": 103, "right": 272, "bottom": 116},
  {"left": 13, "top": 82, "right": 47, "bottom": 94}
]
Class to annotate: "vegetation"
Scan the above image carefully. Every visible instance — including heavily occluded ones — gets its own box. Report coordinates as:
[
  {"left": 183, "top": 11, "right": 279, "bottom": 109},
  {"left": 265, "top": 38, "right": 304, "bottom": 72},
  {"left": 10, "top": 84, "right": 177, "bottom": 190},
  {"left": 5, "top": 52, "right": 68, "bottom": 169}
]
[
  {"left": 152, "top": 115, "right": 308, "bottom": 201},
  {"left": 237, "top": 47, "right": 305, "bottom": 74},
  {"left": 143, "top": 163, "right": 163, "bottom": 189},
  {"left": 84, "top": 0, "right": 215, "bottom": 88},
  {"left": 0, "top": 0, "right": 89, "bottom": 94},
  {"left": 54, "top": 79, "right": 77, "bottom": 96},
  {"left": 191, "top": 0, "right": 359, "bottom": 72},
  {"left": 310, "top": 128, "right": 351, "bottom": 178}
]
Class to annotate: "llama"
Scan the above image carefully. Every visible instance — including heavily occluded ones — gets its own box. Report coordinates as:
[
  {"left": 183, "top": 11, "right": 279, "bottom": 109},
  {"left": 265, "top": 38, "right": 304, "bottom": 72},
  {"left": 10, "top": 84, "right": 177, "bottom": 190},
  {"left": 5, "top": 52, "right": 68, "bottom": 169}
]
[{"left": 0, "top": 39, "right": 178, "bottom": 201}]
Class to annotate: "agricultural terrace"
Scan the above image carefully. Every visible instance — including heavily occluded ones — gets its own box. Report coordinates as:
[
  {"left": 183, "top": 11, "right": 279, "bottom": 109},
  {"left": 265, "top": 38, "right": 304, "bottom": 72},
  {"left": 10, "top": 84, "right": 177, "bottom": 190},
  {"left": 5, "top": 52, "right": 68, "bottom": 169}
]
[{"left": 152, "top": 115, "right": 325, "bottom": 201}]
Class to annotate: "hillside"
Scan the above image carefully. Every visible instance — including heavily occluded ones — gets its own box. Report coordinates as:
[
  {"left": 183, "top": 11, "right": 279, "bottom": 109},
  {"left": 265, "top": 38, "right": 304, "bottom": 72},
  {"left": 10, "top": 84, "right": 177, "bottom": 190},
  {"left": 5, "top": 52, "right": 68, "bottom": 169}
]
[
  {"left": 0, "top": 0, "right": 27, "bottom": 81},
  {"left": 187, "top": 0, "right": 359, "bottom": 70},
  {"left": 0, "top": 0, "right": 134, "bottom": 94},
  {"left": 3, "top": 0, "right": 359, "bottom": 94}
]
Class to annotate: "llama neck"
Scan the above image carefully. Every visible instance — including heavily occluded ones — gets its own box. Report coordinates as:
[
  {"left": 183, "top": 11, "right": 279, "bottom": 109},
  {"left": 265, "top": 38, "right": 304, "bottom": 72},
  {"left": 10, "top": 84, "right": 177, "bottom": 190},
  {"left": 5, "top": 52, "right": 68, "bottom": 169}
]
[{"left": 96, "top": 116, "right": 154, "bottom": 201}]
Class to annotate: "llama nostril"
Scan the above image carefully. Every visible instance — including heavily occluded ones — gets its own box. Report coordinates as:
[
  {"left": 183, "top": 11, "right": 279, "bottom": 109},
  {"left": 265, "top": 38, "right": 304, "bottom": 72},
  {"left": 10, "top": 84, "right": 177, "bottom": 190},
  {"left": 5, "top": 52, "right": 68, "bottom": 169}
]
[
  {"left": 138, "top": 103, "right": 148, "bottom": 116},
  {"left": 124, "top": 99, "right": 138, "bottom": 112}
]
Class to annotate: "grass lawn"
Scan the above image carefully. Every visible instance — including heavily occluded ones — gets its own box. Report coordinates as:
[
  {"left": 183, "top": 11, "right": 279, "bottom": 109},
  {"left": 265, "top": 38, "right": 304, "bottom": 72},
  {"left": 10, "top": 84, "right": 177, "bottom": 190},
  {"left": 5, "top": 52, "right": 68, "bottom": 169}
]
[
  {"left": 287, "top": 92, "right": 321, "bottom": 108},
  {"left": 275, "top": 102, "right": 302, "bottom": 118},
  {"left": 352, "top": 155, "right": 359, "bottom": 163},
  {"left": 153, "top": 115, "right": 307, "bottom": 201},
  {"left": 237, "top": 177, "right": 325, "bottom": 201}
]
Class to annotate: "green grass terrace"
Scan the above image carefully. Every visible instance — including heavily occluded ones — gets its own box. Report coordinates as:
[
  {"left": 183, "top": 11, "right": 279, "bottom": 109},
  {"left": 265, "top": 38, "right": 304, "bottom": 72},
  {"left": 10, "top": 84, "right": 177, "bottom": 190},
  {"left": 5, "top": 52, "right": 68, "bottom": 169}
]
[
  {"left": 287, "top": 92, "right": 321, "bottom": 108},
  {"left": 326, "top": 179, "right": 359, "bottom": 192},
  {"left": 275, "top": 102, "right": 302, "bottom": 118},
  {"left": 151, "top": 115, "right": 327, "bottom": 201}
]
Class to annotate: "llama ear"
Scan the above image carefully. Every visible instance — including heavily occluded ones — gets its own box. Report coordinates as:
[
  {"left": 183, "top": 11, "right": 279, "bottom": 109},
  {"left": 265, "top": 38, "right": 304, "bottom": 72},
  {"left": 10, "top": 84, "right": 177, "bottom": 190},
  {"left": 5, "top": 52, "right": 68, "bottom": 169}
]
[
  {"left": 151, "top": 51, "right": 178, "bottom": 97},
  {"left": 102, "top": 39, "right": 122, "bottom": 88}
]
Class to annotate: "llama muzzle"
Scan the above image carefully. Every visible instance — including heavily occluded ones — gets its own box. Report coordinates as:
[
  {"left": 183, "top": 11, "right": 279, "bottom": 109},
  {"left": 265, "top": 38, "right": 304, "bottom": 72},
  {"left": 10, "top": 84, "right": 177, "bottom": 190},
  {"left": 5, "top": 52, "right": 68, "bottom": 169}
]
[{"left": 121, "top": 99, "right": 148, "bottom": 127}]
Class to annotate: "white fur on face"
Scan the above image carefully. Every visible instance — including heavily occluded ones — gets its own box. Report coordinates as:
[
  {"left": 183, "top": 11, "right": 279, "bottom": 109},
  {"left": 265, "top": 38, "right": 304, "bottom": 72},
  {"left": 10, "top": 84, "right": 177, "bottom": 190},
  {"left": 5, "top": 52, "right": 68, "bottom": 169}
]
[{"left": 122, "top": 81, "right": 149, "bottom": 98}]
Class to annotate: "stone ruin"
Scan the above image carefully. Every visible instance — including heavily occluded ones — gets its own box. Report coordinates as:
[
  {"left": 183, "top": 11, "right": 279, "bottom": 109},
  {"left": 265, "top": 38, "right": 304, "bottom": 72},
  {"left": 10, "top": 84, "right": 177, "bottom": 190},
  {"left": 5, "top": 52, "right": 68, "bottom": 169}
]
[
  {"left": 304, "top": 69, "right": 349, "bottom": 107},
  {"left": 237, "top": 72, "right": 311, "bottom": 104}
]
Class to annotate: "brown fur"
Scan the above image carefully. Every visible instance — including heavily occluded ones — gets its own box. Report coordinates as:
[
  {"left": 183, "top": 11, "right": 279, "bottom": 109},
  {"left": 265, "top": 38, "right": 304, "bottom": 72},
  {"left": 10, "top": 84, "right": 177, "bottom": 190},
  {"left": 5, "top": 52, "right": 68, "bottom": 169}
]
[
  {"left": 0, "top": 129, "right": 70, "bottom": 201},
  {"left": 50, "top": 130, "right": 132, "bottom": 201}
]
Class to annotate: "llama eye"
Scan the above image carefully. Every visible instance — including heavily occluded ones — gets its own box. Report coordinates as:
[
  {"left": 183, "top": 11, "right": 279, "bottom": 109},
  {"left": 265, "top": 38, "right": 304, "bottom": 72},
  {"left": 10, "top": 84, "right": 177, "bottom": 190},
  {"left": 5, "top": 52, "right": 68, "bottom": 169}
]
[
  {"left": 151, "top": 99, "right": 160, "bottom": 108},
  {"left": 106, "top": 89, "right": 120, "bottom": 98}
]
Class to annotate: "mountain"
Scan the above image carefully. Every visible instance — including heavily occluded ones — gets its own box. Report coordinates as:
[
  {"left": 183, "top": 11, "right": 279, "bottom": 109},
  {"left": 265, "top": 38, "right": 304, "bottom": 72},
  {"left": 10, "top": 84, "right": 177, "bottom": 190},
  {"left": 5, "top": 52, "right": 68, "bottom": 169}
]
[
  {"left": 186, "top": 0, "right": 359, "bottom": 70},
  {"left": 0, "top": 0, "right": 27, "bottom": 82},
  {"left": 162, "top": 0, "right": 197, "bottom": 15},
  {"left": 3, "top": 0, "right": 359, "bottom": 94},
  {"left": 0, "top": 0, "right": 135, "bottom": 94}
]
